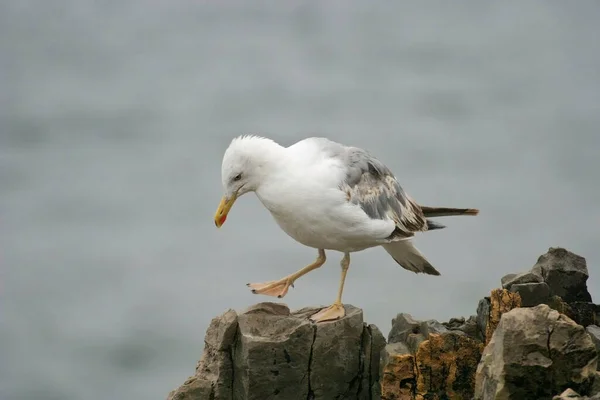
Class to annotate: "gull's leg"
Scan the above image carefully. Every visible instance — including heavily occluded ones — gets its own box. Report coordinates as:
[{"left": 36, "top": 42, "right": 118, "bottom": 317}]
[
  {"left": 247, "top": 249, "right": 326, "bottom": 298},
  {"left": 310, "top": 252, "right": 350, "bottom": 323}
]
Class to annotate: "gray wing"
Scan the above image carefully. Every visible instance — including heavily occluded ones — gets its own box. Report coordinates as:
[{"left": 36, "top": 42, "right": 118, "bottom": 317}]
[{"left": 339, "top": 146, "right": 427, "bottom": 239}]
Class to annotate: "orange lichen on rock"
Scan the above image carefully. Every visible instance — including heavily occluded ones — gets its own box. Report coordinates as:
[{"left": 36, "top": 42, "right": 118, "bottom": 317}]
[
  {"left": 415, "top": 333, "right": 483, "bottom": 400},
  {"left": 381, "top": 332, "right": 483, "bottom": 400},
  {"left": 485, "top": 288, "right": 521, "bottom": 345},
  {"left": 381, "top": 351, "right": 417, "bottom": 400}
]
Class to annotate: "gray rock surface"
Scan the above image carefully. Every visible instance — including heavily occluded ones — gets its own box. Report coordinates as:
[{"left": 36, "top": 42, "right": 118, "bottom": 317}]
[
  {"left": 553, "top": 387, "right": 600, "bottom": 400},
  {"left": 475, "top": 304, "right": 598, "bottom": 400},
  {"left": 476, "top": 297, "right": 491, "bottom": 342},
  {"left": 553, "top": 388, "right": 584, "bottom": 399},
  {"left": 500, "top": 247, "right": 599, "bottom": 328},
  {"left": 500, "top": 273, "right": 517, "bottom": 287},
  {"left": 168, "top": 247, "right": 598, "bottom": 400},
  {"left": 502, "top": 271, "right": 543, "bottom": 290},
  {"left": 420, "top": 319, "right": 448, "bottom": 336},
  {"left": 167, "top": 302, "right": 385, "bottom": 400},
  {"left": 588, "top": 325, "right": 600, "bottom": 355},
  {"left": 531, "top": 247, "right": 592, "bottom": 303},
  {"left": 381, "top": 311, "right": 483, "bottom": 400},
  {"left": 234, "top": 303, "right": 314, "bottom": 399},
  {"left": 388, "top": 312, "right": 420, "bottom": 344},
  {"left": 405, "top": 332, "right": 426, "bottom": 354},
  {"left": 592, "top": 372, "right": 600, "bottom": 398},
  {"left": 443, "top": 315, "right": 480, "bottom": 339},
  {"left": 180, "top": 308, "right": 238, "bottom": 400},
  {"left": 567, "top": 302, "right": 600, "bottom": 327},
  {"left": 510, "top": 281, "right": 552, "bottom": 307}
]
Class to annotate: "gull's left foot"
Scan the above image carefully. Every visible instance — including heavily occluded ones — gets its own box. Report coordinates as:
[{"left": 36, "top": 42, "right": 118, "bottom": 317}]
[
  {"left": 246, "top": 279, "right": 294, "bottom": 298},
  {"left": 309, "top": 303, "right": 345, "bottom": 323}
]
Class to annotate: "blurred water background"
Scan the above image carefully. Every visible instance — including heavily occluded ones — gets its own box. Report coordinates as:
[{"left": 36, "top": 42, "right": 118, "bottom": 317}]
[{"left": 2, "top": 1, "right": 600, "bottom": 399}]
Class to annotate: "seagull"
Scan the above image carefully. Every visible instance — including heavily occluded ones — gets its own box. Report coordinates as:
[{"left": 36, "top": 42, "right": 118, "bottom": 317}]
[{"left": 214, "top": 135, "right": 478, "bottom": 323}]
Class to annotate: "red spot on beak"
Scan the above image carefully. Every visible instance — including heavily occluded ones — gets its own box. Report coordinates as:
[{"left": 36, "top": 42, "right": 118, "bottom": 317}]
[{"left": 218, "top": 214, "right": 227, "bottom": 226}]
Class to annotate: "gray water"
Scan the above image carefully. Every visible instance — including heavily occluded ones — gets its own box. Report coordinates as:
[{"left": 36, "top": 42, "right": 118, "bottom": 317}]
[{"left": 2, "top": 1, "right": 600, "bottom": 399}]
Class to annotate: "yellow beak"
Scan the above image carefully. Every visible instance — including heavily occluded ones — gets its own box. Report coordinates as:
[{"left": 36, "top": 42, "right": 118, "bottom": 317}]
[{"left": 214, "top": 194, "right": 237, "bottom": 228}]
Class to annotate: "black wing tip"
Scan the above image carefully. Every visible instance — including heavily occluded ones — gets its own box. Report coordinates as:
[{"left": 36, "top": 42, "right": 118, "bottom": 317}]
[
  {"left": 422, "top": 263, "right": 441, "bottom": 276},
  {"left": 393, "top": 257, "right": 441, "bottom": 276},
  {"left": 426, "top": 219, "right": 446, "bottom": 231}
]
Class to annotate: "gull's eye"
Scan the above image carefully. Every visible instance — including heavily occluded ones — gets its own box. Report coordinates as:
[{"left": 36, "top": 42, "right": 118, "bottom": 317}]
[{"left": 233, "top": 173, "right": 242, "bottom": 182}]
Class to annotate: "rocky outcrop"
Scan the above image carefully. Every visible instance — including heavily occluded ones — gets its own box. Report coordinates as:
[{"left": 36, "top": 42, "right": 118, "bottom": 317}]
[
  {"left": 588, "top": 326, "right": 600, "bottom": 355},
  {"left": 167, "top": 302, "right": 385, "bottom": 400},
  {"left": 381, "top": 313, "right": 483, "bottom": 400},
  {"left": 484, "top": 288, "right": 522, "bottom": 345},
  {"left": 553, "top": 388, "right": 600, "bottom": 399},
  {"left": 502, "top": 247, "right": 598, "bottom": 326},
  {"left": 475, "top": 304, "right": 598, "bottom": 399},
  {"left": 169, "top": 247, "right": 600, "bottom": 400},
  {"left": 530, "top": 248, "right": 591, "bottom": 303},
  {"left": 380, "top": 247, "right": 599, "bottom": 400}
]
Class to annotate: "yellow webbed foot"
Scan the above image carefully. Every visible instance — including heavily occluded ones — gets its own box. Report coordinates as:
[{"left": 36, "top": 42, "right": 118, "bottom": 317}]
[
  {"left": 246, "top": 279, "right": 294, "bottom": 298},
  {"left": 309, "top": 303, "right": 345, "bottom": 323}
]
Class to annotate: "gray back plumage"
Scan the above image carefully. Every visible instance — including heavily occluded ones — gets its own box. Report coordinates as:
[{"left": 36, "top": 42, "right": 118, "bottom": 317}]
[{"left": 305, "top": 138, "right": 427, "bottom": 238}]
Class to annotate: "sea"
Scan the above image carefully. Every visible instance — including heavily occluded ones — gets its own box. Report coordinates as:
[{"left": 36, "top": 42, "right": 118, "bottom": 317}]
[{"left": 2, "top": 1, "right": 600, "bottom": 399}]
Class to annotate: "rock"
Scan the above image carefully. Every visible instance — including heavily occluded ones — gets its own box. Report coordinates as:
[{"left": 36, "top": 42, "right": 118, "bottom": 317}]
[
  {"left": 444, "top": 316, "right": 466, "bottom": 329},
  {"left": 367, "top": 324, "right": 387, "bottom": 399},
  {"left": 168, "top": 302, "right": 385, "bottom": 400},
  {"left": 461, "top": 315, "right": 481, "bottom": 338},
  {"left": 234, "top": 303, "right": 315, "bottom": 399},
  {"left": 531, "top": 247, "right": 592, "bottom": 303},
  {"left": 565, "top": 302, "right": 600, "bottom": 327},
  {"left": 553, "top": 388, "right": 584, "bottom": 399},
  {"left": 168, "top": 309, "right": 238, "bottom": 400},
  {"left": 381, "top": 332, "right": 483, "bottom": 400},
  {"left": 420, "top": 319, "right": 448, "bottom": 336},
  {"left": 588, "top": 325, "right": 600, "bottom": 355},
  {"left": 548, "top": 297, "right": 600, "bottom": 327},
  {"left": 405, "top": 333, "right": 426, "bottom": 354},
  {"left": 415, "top": 332, "right": 483, "bottom": 399},
  {"left": 475, "top": 304, "right": 598, "bottom": 400},
  {"left": 444, "top": 315, "right": 480, "bottom": 339},
  {"left": 307, "top": 306, "right": 365, "bottom": 399},
  {"left": 381, "top": 312, "right": 483, "bottom": 400},
  {"left": 381, "top": 343, "right": 417, "bottom": 400},
  {"left": 591, "top": 371, "right": 600, "bottom": 397},
  {"left": 552, "top": 386, "right": 600, "bottom": 399},
  {"left": 485, "top": 288, "right": 521, "bottom": 345},
  {"left": 510, "top": 282, "right": 552, "bottom": 307},
  {"left": 170, "top": 247, "right": 598, "bottom": 400},
  {"left": 500, "top": 248, "right": 598, "bottom": 329},
  {"left": 500, "top": 273, "right": 517, "bottom": 287},
  {"left": 388, "top": 313, "right": 421, "bottom": 344},
  {"left": 502, "top": 271, "right": 543, "bottom": 290},
  {"left": 476, "top": 297, "right": 490, "bottom": 342}
]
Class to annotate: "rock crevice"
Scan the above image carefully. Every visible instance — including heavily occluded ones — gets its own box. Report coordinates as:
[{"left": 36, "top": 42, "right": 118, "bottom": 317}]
[{"left": 306, "top": 324, "right": 316, "bottom": 400}]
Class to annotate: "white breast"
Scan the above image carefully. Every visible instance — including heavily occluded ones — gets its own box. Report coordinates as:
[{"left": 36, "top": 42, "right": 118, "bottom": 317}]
[{"left": 255, "top": 147, "right": 395, "bottom": 252}]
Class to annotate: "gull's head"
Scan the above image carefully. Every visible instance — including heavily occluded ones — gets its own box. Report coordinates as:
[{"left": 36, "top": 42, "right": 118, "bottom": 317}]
[{"left": 214, "top": 135, "right": 281, "bottom": 227}]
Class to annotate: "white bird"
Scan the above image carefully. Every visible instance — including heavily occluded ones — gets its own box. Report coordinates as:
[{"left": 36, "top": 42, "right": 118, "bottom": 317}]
[{"left": 214, "top": 135, "right": 478, "bottom": 323}]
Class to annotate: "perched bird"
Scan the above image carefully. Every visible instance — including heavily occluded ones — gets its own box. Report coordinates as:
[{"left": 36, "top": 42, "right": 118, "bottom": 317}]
[{"left": 214, "top": 135, "right": 478, "bottom": 323}]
